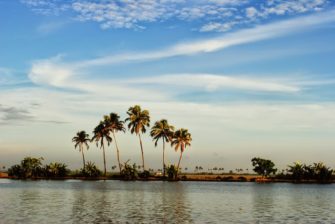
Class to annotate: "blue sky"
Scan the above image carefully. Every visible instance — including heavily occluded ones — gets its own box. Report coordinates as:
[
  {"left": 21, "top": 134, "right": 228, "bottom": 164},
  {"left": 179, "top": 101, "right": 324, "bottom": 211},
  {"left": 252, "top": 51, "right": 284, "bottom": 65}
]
[{"left": 1, "top": 0, "right": 335, "bottom": 171}]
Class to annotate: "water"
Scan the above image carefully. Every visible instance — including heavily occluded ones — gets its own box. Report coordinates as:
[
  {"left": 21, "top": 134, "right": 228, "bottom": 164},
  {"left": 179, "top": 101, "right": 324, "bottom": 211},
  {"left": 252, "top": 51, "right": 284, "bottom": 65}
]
[{"left": 0, "top": 179, "right": 335, "bottom": 223}]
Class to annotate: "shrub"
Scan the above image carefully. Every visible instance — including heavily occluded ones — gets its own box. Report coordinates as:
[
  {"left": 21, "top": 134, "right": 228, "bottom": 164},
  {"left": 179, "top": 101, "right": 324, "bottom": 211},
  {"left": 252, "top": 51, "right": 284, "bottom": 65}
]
[
  {"left": 120, "top": 162, "right": 138, "bottom": 180},
  {"left": 166, "top": 165, "right": 178, "bottom": 180},
  {"left": 44, "top": 162, "right": 69, "bottom": 178},
  {"left": 81, "top": 162, "right": 102, "bottom": 178}
]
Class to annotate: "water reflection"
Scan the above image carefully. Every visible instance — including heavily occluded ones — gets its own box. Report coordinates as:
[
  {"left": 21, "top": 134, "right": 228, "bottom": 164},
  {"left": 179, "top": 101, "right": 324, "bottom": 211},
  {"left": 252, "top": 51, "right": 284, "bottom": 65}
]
[
  {"left": 252, "top": 184, "right": 275, "bottom": 222},
  {"left": 1, "top": 181, "right": 335, "bottom": 223}
]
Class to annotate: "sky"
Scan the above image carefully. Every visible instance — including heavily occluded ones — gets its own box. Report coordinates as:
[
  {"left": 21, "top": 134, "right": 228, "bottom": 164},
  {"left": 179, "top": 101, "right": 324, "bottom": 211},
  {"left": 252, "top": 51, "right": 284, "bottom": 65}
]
[{"left": 1, "top": 0, "right": 335, "bottom": 171}]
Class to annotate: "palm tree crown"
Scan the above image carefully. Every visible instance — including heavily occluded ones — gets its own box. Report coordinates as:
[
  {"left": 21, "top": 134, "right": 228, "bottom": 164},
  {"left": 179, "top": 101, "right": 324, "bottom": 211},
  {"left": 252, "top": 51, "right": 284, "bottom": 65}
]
[
  {"left": 150, "top": 119, "right": 174, "bottom": 146},
  {"left": 125, "top": 105, "right": 150, "bottom": 135},
  {"left": 103, "top": 113, "right": 126, "bottom": 133},
  {"left": 171, "top": 128, "right": 192, "bottom": 152},
  {"left": 72, "top": 131, "right": 90, "bottom": 151}
]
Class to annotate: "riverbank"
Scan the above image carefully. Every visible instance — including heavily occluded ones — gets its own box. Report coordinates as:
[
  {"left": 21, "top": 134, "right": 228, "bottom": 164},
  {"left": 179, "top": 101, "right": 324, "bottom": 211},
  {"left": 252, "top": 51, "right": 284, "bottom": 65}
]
[{"left": 2, "top": 172, "right": 334, "bottom": 183}]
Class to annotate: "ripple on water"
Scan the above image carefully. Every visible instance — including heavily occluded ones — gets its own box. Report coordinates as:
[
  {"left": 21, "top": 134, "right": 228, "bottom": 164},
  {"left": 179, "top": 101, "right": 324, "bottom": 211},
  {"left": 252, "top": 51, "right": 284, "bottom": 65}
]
[{"left": 0, "top": 181, "right": 335, "bottom": 223}]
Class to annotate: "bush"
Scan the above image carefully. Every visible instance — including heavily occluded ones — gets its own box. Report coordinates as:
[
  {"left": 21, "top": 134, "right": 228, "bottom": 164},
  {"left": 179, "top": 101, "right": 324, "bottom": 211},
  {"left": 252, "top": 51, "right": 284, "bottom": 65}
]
[
  {"left": 80, "top": 162, "right": 102, "bottom": 178},
  {"left": 287, "top": 162, "right": 334, "bottom": 183},
  {"left": 8, "top": 157, "right": 44, "bottom": 179},
  {"left": 138, "top": 170, "right": 150, "bottom": 179},
  {"left": 166, "top": 165, "right": 178, "bottom": 180},
  {"left": 44, "top": 162, "right": 69, "bottom": 178},
  {"left": 120, "top": 162, "right": 138, "bottom": 180}
]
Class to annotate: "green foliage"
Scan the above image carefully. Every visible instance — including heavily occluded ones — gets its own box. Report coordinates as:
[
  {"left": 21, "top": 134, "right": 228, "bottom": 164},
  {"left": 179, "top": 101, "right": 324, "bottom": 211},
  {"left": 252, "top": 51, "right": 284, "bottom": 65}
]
[
  {"left": 125, "top": 105, "right": 150, "bottom": 135},
  {"left": 287, "top": 162, "right": 333, "bottom": 183},
  {"left": 138, "top": 170, "right": 151, "bottom": 179},
  {"left": 251, "top": 157, "right": 277, "bottom": 177},
  {"left": 8, "top": 158, "right": 69, "bottom": 179},
  {"left": 44, "top": 162, "right": 68, "bottom": 178},
  {"left": 166, "top": 165, "right": 178, "bottom": 180},
  {"left": 8, "top": 157, "right": 44, "bottom": 179},
  {"left": 120, "top": 161, "right": 138, "bottom": 180},
  {"left": 80, "top": 161, "right": 102, "bottom": 178}
]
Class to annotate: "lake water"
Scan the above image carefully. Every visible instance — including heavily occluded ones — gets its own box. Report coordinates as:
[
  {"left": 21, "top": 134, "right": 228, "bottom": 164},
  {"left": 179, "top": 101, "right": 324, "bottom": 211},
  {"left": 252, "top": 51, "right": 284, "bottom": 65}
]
[{"left": 0, "top": 179, "right": 335, "bottom": 223}]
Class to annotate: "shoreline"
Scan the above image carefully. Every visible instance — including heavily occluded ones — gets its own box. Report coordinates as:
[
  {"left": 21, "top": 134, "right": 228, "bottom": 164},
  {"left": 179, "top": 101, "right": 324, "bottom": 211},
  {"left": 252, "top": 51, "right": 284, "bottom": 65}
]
[{"left": 1, "top": 172, "right": 334, "bottom": 184}]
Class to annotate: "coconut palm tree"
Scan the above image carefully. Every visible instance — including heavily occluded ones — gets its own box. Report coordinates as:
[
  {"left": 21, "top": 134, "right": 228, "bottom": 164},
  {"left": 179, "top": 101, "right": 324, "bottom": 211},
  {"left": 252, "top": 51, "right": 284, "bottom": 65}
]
[
  {"left": 72, "top": 131, "right": 90, "bottom": 170},
  {"left": 92, "top": 122, "right": 112, "bottom": 176},
  {"left": 171, "top": 128, "right": 192, "bottom": 178},
  {"left": 103, "top": 113, "right": 126, "bottom": 174},
  {"left": 150, "top": 119, "right": 174, "bottom": 177},
  {"left": 125, "top": 105, "right": 150, "bottom": 171}
]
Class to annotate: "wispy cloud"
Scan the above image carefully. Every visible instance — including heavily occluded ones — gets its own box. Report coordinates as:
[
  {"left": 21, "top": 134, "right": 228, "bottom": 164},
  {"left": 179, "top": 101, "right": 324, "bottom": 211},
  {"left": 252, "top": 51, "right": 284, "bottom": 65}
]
[
  {"left": 127, "top": 74, "right": 300, "bottom": 93},
  {"left": 36, "top": 21, "right": 69, "bottom": 34},
  {"left": 71, "top": 10, "right": 335, "bottom": 67}
]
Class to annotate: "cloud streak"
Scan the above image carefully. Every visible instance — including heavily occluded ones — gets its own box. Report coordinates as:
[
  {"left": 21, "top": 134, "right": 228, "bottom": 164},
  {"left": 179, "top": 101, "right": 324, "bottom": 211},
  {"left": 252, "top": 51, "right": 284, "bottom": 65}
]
[
  {"left": 72, "top": 9, "right": 335, "bottom": 67},
  {"left": 127, "top": 74, "right": 300, "bottom": 93}
]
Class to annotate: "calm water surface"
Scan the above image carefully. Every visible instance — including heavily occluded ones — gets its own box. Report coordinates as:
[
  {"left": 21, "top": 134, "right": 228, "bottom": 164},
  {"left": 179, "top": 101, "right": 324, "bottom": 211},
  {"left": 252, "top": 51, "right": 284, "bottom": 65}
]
[{"left": 0, "top": 179, "right": 335, "bottom": 223}]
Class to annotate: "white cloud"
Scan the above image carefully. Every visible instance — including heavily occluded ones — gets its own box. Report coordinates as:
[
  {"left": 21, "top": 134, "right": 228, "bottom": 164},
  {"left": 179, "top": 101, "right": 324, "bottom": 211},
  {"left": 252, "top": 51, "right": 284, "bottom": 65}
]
[
  {"left": 21, "top": 0, "right": 331, "bottom": 32},
  {"left": 199, "top": 21, "right": 236, "bottom": 32},
  {"left": 28, "top": 56, "right": 74, "bottom": 87},
  {"left": 246, "top": 7, "right": 258, "bottom": 19},
  {"left": 127, "top": 74, "right": 300, "bottom": 93}
]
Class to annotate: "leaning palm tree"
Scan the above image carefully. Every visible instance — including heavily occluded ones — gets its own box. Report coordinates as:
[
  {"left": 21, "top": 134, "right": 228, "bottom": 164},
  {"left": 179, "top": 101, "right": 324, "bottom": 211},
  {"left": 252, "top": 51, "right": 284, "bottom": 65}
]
[
  {"left": 92, "top": 121, "right": 112, "bottom": 176},
  {"left": 171, "top": 128, "right": 192, "bottom": 178},
  {"left": 72, "top": 131, "right": 90, "bottom": 170},
  {"left": 150, "top": 119, "right": 174, "bottom": 177},
  {"left": 103, "top": 113, "right": 126, "bottom": 174},
  {"left": 125, "top": 105, "right": 150, "bottom": 171}
]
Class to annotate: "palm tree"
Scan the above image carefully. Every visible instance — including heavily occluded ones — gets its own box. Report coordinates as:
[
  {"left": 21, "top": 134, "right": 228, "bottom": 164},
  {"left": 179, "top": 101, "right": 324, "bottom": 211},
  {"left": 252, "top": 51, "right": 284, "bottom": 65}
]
[
  {"left": 171, "top": 128, "right": 192, "bottom": 178},
  {"left": 125, "top": 105, "right": 150, "bottom": 171},
  {"left": 150, "top": 119, "right": 174, "bottom": 177},
  {"left": 92, "top": 122, "right": 112, "bottom": 176},
  {"left": 103, "top": 113, "right": 126, "bottom": 174},
  {"left": 72, "top": 131, "right": 90, "bottom": 170}
]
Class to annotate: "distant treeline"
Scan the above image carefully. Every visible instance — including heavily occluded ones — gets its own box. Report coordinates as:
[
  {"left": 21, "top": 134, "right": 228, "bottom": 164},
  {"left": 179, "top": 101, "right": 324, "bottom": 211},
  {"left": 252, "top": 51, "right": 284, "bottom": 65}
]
[{"left": 6, "top": 156, "right": 335, "bottom": 183}]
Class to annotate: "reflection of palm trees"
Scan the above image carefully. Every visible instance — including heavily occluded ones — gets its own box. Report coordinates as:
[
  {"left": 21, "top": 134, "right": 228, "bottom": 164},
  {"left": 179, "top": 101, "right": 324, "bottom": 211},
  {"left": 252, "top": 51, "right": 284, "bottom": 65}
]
[{"left": 159, "top": 182, "right": 193, "bottom": 223}]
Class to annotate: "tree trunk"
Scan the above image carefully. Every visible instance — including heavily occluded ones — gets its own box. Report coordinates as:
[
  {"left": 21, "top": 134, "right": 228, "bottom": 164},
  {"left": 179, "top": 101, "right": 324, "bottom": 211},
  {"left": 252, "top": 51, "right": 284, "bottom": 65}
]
[
  {"left": 162, "top": 138, "right": 165, "bottom": 177},
  {"left": 102, "top": 143, "right": 107, "bottom": 176},
  {"left": 81, "top": 144, "right": 86, "bottom": 170},
  {"left": 112, "top": 131, "right": 122, "bottom": 174},
  {"left": 176, "top": 150, "right": 183, "bottom": 179},
  {"left": 138, "top": 133, "right": 145, "bottom": 171}
]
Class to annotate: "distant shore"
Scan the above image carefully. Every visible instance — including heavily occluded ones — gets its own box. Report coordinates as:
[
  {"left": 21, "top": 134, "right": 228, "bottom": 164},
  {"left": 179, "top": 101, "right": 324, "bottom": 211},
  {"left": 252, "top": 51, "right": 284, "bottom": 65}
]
[{"left": 1, "top": 172, "right": 334, "bottom": 183}]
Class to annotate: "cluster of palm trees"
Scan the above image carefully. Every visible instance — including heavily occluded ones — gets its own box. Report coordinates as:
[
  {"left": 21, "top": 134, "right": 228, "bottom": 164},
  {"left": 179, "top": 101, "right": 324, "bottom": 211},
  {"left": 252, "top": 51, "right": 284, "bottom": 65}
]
[{"left": 72, "top": 105, "right": 192, "bottom": 178}]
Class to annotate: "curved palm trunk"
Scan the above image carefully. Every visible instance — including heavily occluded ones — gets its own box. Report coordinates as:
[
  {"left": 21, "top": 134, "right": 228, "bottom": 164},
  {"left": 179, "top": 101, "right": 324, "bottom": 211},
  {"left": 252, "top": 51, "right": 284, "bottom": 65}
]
[
  {"left": 138, "top": 133, "right": 145, "bottom": 171},
  {"left": 112, "top": 131, "right": 122, "bottom": 174},
  {"left": 176, "top": 150, "right": 183, "bottom": 179},
  {"left": 162, "top": 138, "right": 166, "bottom": 177},
  {"left": 102, "top": 142, "right": 107, "bottom": 176},
  {"left": 81, "top": 144, "right": 86, "bottom": 170}
]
